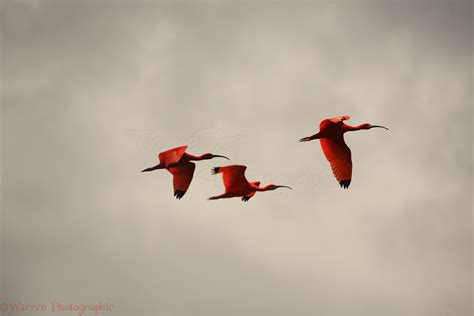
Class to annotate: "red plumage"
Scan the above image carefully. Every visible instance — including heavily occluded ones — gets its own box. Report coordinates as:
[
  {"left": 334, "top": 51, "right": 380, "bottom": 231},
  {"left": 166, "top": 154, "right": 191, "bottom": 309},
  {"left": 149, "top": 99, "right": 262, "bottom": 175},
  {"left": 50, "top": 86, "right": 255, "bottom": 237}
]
[{"left": 300, "top": 115, "right": 388, "bottom": 188}]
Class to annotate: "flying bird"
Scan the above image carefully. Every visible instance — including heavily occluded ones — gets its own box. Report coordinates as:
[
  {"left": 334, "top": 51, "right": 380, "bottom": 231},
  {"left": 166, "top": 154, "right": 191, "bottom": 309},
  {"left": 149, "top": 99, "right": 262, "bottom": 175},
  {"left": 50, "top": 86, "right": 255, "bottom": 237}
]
[
  {"left": 208, "top": 165, "right": 292, "bottom": 201},
  {"left": 141, "top": 146, "right": 229, "bottom": 199},
  {"left": 299, "top": 115, "right": 388, "bottom": 189}
]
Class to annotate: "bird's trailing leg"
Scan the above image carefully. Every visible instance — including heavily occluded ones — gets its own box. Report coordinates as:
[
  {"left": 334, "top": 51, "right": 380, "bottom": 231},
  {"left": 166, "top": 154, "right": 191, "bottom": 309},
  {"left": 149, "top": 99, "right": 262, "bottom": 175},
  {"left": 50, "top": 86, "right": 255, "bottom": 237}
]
[
  {"left": 208, "top": 193, "right": 227, "bottom": 200},
  {"left": 299, "top": 133, "right": 320, "bottom": 142},
  {"left": 141, "top": 163, "right": 165, "bottom": 172}
]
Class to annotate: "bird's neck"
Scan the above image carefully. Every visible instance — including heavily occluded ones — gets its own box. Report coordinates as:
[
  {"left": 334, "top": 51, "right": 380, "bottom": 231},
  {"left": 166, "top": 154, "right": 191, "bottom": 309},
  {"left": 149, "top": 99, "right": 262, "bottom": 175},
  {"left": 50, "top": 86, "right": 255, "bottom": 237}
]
[
  {"left": 186, "top": 154, "right": 208, "bottom": 161},
  {"left": 249, "top": 182, "right": 262, "bottom": 191},
  {"left": 343, "top": 124, "right": 368, "bottom": 132},
  {"left": 255, "top": 185, "right": 273, "bottom": 192}
]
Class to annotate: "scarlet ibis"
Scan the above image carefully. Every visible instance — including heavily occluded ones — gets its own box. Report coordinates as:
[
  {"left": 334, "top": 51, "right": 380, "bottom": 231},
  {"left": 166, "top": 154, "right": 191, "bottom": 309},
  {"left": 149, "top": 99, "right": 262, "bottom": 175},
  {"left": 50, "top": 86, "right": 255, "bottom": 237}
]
[
  {"left": 299, "top": 115, "right": 388, "bottom": 189},
  {"left": 141, "top": 146, "right": 229, "bottom": 199},
  {"left": 208, "top": 165, "right": 292, "bottom": 201}
]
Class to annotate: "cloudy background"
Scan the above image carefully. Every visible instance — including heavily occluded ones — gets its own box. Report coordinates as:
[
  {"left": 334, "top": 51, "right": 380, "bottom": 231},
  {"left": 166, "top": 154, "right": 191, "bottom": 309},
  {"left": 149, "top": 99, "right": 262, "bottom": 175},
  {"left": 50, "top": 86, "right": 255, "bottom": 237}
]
[{"left": 1, "top": 0, "right": 472, "bottom": 315}]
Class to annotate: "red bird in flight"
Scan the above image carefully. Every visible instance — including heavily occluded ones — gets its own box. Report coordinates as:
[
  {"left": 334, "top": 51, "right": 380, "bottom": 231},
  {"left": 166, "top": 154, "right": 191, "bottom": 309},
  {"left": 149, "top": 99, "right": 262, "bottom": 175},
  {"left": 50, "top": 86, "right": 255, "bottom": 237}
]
[
  {"left": 299, "top": 115, "right": 388, "bottom": 188},
  {"left": 141, "top": 146, "right": 229, "bottom": 199},
  {"left": 209, "top": 165, "right": 292, "bottom": 201}
]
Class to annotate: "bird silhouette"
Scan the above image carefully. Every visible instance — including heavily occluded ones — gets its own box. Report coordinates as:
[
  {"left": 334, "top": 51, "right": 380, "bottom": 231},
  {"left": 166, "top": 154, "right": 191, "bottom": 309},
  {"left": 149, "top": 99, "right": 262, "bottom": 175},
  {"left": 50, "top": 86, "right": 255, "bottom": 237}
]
[
  {"left": 141, "top": 146, "right": 229, "bottom": 199},
  {"left": 299, "top": 115, "right": 388, "bottom": 188},
  {"left": 208, "top": 165, "right": 292, "bottom": 201}
]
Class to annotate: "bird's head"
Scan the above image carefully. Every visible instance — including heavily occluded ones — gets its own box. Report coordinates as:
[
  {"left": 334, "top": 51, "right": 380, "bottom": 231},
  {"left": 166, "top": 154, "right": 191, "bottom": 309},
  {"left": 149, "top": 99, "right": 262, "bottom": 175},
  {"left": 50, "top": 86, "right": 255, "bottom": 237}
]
[
  {"left": 202, "top": 153, "right": 230, "bottom": 160},
  {"left": 265, "top": 184, "right": 293, "bottom": 191},
  {"left": 362, "top": 123, "right": 389, "bottom": 130}
]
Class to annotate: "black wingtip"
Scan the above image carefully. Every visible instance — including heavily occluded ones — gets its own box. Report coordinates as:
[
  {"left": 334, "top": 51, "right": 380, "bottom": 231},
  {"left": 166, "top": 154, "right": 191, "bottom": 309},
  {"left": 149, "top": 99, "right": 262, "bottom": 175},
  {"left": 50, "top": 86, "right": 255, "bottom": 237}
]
[
  {"left": 339, "top": 180, "right": 351, "bottom": 189},
  {"left": 211, "top": 167, "right": 220, "bottom": 175},
  {"left": 241, "top": 196, "right": 250, "bottom": 202},
  {"left": 174, "top": 190, "right": 186, "bottom": 199}
]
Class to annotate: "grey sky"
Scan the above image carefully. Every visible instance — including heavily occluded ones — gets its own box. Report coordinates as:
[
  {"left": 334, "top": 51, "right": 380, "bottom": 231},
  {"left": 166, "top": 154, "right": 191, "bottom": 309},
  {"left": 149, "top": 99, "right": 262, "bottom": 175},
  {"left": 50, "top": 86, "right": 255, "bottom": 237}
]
[{"left": 1, "top": 1, "right": 472, "bottom": 315}]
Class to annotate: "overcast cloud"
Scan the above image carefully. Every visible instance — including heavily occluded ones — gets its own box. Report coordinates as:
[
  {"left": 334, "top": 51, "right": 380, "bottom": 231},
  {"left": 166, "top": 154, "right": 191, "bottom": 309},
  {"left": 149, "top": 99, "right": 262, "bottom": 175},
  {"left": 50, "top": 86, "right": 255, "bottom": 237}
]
[{"left": 1, "top": 1, "right": 472, "bottom": 315}]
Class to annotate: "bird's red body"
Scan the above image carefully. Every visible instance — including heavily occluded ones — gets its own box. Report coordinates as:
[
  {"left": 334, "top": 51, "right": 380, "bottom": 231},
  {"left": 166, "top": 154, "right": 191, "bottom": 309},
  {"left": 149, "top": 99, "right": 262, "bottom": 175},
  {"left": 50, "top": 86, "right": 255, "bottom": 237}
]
[
  {"left": 299, "top": 115, "right": 388, "bottom": 188},
  {"left": 141, "top": 146, "right": 229, "bottom": 199},
  {"left": 209, "top": 165, "right": 291, "bottom": 201}
]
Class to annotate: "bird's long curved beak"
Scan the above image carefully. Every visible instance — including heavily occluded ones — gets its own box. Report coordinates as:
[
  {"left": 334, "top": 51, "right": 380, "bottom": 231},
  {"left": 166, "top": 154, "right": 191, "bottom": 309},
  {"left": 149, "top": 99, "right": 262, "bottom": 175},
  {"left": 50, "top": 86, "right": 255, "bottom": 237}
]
[
  {"left": 213, "top": 155, "right": 230, "bottom": 160},
  {"left": 276, "top": 185, "right": 293, "bottom": 190},
  {"left": 371, "top": 125, "right": 389, "bottom": 130}
]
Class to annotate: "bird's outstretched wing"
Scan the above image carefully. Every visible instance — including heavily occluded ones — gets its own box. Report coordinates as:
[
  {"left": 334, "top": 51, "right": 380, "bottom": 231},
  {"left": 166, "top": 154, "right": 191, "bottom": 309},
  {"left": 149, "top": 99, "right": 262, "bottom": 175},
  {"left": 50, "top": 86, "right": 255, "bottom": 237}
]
[
  {"left": 320, "top": 135, "right": 352, "bottom": 188},
  {"left": 212, "top": 165, "right": 250, "bottom": 193},
  {"left": 319, "top": 115, "right": 350, "bottom": 129},
  {"left": 241, "top": 181, "right": 260, "bottom": 202},
  {"left": 168, "top": 162, "right": 195, "bottom": 199},
  {"left": 158, "top": 146, "right": 188, "bottom": 167}
]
